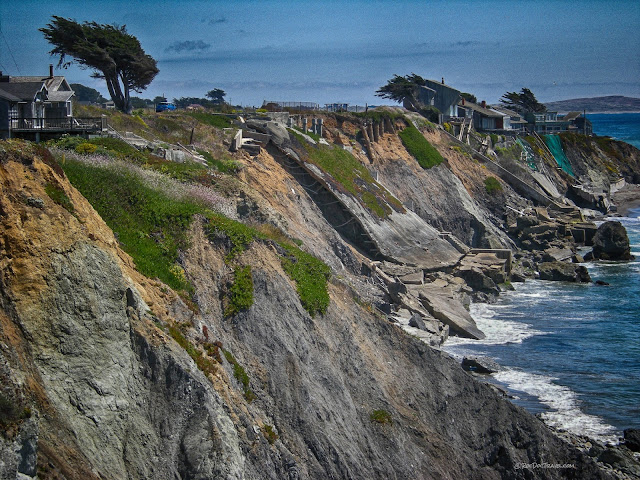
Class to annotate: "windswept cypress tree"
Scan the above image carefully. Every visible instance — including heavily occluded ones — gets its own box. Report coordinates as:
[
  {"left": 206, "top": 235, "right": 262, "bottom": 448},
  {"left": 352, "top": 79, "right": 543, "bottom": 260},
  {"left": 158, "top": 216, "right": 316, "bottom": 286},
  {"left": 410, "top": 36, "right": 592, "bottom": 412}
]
[{"left": 40, "top": 16, "right": 159, "bottom": 114}]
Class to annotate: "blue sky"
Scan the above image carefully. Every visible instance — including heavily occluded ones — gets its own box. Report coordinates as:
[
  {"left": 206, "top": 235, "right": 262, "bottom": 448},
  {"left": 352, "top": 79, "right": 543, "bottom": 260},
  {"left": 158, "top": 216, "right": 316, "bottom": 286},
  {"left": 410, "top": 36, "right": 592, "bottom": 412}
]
[{"left": 1, "top": 0, "right": 639, "bottom": 107}]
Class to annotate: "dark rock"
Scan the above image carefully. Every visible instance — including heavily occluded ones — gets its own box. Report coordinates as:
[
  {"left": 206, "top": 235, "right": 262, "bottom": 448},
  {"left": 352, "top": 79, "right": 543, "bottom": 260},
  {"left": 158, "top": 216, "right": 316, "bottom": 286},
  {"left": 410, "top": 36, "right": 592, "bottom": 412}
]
[
  {"left": 510, "top": 271, "right": 527, "bottom": 283},
  {"left": 454, "top": 267, "right": 499, "bottom": 295},
  {"left": 591, "top": 221, "right": 633, "bottom": 260},
  {"left": 597, "top": 446, "right": 640, "bottom": 477},
  {"left": 538, "top": 262, "right": 592, "bottom": 283},
  {"left": 572, "top": 254, "right": 585, "bottom": 263},
  {"left": 516, "top": 215, "right": 539, "bottom": 230},
  {"left": 408, "top": 313, "right": 426, "bottom": 330},
  {"left": 26, "top": 197, "right": 45, "bottom": 209},
  {"left": 387, "top": 280, "right": 408, "bottom": 303},
  {"left": 594, "top": 280, "right": 610, "bottom": 286},
  {"left": 461, "top": 356, "right": 501, "bottom": 374},
  {"left": 624, "top": 428, "right": 640, "bottom": 452}
]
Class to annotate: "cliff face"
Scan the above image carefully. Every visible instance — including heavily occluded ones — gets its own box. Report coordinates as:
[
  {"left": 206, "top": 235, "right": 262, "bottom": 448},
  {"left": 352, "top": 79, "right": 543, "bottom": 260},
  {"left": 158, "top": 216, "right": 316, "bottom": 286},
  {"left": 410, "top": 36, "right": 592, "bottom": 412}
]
[{"left": 0, "top": 135, "right": 611, "bottom": 479}]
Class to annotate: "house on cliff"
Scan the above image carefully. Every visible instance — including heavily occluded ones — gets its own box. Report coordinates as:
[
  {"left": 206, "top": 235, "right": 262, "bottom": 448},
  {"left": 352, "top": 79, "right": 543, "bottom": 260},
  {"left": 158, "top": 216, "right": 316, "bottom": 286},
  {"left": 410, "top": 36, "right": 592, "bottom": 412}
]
[
  {"left": 0, "top": 65, "right": 104, "bottom": 141},
  {"left": 413, "top": 78, "right": 461, "bottom": 119}
]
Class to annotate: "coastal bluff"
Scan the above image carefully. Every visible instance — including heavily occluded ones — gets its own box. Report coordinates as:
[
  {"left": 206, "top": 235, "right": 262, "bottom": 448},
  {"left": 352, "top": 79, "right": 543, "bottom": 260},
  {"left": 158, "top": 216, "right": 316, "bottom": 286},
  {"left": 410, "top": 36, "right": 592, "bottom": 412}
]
[{"left": 3, "top": 99, "right": 640, "bottom": 478}]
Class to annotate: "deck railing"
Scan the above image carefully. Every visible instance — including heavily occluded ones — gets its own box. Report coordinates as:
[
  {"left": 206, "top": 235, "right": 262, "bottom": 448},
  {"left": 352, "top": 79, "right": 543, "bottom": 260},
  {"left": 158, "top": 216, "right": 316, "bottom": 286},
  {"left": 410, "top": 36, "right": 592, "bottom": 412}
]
[{"left": 9, "top": 116, "right": 105, "bottom": 131}]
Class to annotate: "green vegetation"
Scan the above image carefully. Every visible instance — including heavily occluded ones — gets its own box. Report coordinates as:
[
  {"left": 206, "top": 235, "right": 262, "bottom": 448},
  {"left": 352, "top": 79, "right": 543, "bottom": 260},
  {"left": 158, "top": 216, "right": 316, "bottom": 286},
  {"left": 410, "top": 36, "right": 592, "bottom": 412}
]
[
  {"left": 494, "top": 143, "right": 522, "bottom": 161},
  {"left": 205, "top": 215, "right": 330, "bottom": 316},
  {"left": 262, "top": 424, "right": 279, "bottom": 444},
  {"left": 75, "top": 142, "right": 98, "bottom": 154},
  {"left": 280, "top": 243, "right": 331, "bottom": 316},
  {"left": 370, "top": 409, "right": 392, "bottom": 425},
  {"left": 223, "top": 349, "right": 256, "bottom": 402},
  {"left": 484, "top": 176, "right": 503, "bottom": 195},
  {"left": 196, "top": 149, "right": 240, "bottom": 174},
  {"left": 225, "top": 266, "right": 254, "bottom": 317},
  {"left": 292, "top": 131, "right": 403, "bottom": 217},
  {"left": 186, "top": 112, "right": 232, "bottom": 129},
  {"left": 168, "top": 324, "right": 217, "bottom": 376},
  {"left": 44, "top": 182, "right": 75, "bottom": 213},
  {"left": 206, "top": 213, "right": 263, "bottom": 261},
  {"left": 60, "top": 159, "right": 198, "bottom": 292},
  {"left": 489, "top": 134, "right": 499, "bottom": 145},
  {"left": 398, "top": 124, "right": 445, "bottom": 169},
  {"left": 292, "top": 126, "right": 321, "bottom": 142}
]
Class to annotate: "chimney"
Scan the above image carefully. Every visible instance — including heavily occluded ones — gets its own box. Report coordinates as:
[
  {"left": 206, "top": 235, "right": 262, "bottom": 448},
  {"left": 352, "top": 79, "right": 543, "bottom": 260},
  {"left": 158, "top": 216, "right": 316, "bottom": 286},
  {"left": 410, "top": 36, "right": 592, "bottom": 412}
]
[
  {"left": 462, "top": 97, "right": 465, "bottom": 105},
  {"left": 49, "top": 64, "right": 54, "bottom": 78},
  {"left": 441, "top": 77, "right": 445, "bottom": 84},
  {"left": 481, "top": 100, "right": 486, "bottom": 108}
]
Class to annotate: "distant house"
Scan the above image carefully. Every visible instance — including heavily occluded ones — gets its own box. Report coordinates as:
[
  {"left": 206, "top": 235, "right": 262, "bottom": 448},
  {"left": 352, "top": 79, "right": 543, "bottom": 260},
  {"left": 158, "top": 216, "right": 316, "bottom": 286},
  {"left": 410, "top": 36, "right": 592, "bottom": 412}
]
[
  {"left": 414, "top": 78, "right": 461, "bottom": 118},
  {"left": 0, "top": 66, "right": 104, "bottom": 140},
  {"left": 525, "top": 111, "right": 571, "bottom": 134},
  {"left": 458, "top": 100, "right": 504, "bottom": 131},
  {"left": 490, "top": 105, "right": 528, "bottom": 133}
]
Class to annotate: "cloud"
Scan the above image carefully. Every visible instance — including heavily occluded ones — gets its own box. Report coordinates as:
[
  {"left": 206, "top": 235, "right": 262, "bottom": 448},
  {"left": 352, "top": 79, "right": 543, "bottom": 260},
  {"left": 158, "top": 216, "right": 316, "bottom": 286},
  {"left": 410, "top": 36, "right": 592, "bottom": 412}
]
[{"left": 165, "top": 40, "right": 211, "bottom": 53}]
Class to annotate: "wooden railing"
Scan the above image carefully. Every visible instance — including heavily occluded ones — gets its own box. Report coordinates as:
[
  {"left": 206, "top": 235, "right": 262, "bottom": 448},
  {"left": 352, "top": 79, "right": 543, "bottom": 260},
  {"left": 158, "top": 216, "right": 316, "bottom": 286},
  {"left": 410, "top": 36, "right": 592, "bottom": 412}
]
[{"left": 9, "top": 116, "right": 105, "bottom": 131}]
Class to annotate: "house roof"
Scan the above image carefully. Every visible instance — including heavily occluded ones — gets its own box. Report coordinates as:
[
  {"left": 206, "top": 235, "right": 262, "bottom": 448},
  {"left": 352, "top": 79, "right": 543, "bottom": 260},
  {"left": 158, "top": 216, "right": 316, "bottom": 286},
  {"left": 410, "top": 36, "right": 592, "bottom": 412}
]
[
  {"left": 0, "top": 74, "right": 74, "bottom": 103},
  {"left": 561, "top": 111, "right": 581, "bottom": 121},
  {"left": 0, "top": 87, "right": 21, "bottom": 102},
  {"left": 47, "top": 90, "right": 74, "bottom": 102},
  {"left": 460, "top": 101, "right": 503, "bottom": 117},
  {"left": 0, "top": 82, "right": 47, "bottom": 102}
]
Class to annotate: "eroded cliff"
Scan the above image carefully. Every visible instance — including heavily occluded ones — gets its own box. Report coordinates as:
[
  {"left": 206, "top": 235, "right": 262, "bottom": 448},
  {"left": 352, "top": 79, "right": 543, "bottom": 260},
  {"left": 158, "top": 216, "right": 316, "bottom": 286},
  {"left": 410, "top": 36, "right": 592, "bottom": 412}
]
[{"left": 0, "top": 129, "right": 613, "bottom": 480}]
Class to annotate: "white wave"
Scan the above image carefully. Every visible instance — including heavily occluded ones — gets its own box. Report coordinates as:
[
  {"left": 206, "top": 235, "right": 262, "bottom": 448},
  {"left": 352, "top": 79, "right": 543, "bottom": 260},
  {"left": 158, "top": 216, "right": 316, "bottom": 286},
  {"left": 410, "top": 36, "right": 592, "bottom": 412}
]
[
  {"left": 444, "top": 303, "right": 547, "bottom": 347},
  {"left": 494, "top": 369, "right": 619, "bottom": 443}
]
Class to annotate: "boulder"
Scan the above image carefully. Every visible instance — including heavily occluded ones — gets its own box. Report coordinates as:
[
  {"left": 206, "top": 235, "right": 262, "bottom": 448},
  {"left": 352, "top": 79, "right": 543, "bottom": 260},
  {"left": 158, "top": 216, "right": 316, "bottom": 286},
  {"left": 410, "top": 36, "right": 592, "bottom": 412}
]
[
  {"left": 408, "top": 313, "right": 426, "bottom": 330},
  {"left": 418, "top": 292, "right": 485, "bottom": 340},
  {"left": 462, "top": 356, "right": 501, "bottom": 374},
  {"left": 591, "top": 221, "right": 633, "bottom": 260},
  {"left": 454, "top": 266, "right": 499, "bottom": 295},
  {"left": 538, "top": 262, "right": 592, "bottom": 283},
  {"left": 624, "top": 428, "right": 640, "bottom": 452}
]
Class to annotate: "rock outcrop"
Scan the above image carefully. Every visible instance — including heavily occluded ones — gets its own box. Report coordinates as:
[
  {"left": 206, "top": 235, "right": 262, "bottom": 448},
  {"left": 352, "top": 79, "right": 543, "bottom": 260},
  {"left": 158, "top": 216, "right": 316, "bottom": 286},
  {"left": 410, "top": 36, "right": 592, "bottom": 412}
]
[{"left": 590, "top": 220, "right": 633, "bottom": 260}]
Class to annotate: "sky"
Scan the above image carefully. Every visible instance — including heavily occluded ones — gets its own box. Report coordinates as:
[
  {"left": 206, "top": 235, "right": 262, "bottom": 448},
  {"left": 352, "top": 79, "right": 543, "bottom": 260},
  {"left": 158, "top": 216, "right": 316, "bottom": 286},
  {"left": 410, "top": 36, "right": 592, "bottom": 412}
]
[{"left": 1, "top": 0, "right": 639, "bottom": 108}]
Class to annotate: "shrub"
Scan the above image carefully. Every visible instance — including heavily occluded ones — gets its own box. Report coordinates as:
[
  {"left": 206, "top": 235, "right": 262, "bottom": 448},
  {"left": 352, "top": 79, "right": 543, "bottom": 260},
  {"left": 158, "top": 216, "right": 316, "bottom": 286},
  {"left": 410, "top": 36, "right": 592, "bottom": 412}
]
[
  {"left": 370, "top": 409, "right": 392, "bottom": 424},
  {"left": 223, "top": 349, "right": 255, "bottom": 402},
  {"left": 399, "top": 124, "right": 444, "bottom": 169},
  {"left": 262, "top": 424, "right": 279, "bottom": 444},
  {"left": 44, "top": 183, "right": 74, "bottom": 213},
  {"left": 168, "top": 325, "right": 217, "bottom": 376},
  {"left": 75, "top": 142, "right": 98, "bottom": 154},
  {"left": 484, "top": 176, "right": 503, "bottom": 195},
  {"left": 225, "top": 265, "right": 254, "bottom": 316},
  {"left": 279, "top": 243, "right": 331, "bottom": 316}
]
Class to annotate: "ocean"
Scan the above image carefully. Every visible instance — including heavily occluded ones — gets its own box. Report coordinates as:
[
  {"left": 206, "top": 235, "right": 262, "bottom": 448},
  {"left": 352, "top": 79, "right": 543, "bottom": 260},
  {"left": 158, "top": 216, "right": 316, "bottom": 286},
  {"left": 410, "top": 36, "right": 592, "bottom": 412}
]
[
  {"left": 589, "top": 112, "right": 640, "bottom": 150},
  {"left": 444, "top": 114, "right": 640, "bottom": 443}
]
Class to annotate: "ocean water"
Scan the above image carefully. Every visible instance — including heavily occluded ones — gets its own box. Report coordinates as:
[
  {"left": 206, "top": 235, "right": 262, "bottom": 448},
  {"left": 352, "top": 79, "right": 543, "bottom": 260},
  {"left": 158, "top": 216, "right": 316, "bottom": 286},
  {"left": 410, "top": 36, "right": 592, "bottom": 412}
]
[
  {"left": 589, "top": 112, "right": 640, "bottom": 150},
  {"left": 442, "top": 114, "right": 640, "bottom": 443},
  {"left": 444, "top": 216, "right": 640, "bottom": 444}
]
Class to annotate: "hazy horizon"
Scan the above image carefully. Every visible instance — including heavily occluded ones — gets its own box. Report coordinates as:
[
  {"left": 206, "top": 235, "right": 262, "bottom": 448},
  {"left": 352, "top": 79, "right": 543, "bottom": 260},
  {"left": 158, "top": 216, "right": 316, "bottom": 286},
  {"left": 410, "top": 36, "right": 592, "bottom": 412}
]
[{"left": 2, "top": 0, "right": 639, "bottom": 107}]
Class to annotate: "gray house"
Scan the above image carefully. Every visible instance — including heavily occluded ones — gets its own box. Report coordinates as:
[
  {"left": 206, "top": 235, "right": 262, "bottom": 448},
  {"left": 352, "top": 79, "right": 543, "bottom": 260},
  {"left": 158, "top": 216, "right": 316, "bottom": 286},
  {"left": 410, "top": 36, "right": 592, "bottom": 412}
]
[
  {"left": 0, "top": 65, "right": 82, "bottom": 140},
  {"left": 414, "top": 79, "right": 461, "bottom": 118}
]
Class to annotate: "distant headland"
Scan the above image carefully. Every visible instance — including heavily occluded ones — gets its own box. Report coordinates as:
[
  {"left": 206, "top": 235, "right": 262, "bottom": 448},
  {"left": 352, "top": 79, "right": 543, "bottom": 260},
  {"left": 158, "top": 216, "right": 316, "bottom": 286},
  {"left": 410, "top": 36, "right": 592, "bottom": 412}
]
[{"left": 544, "top": 95, "right": 640, "bottom": 113}]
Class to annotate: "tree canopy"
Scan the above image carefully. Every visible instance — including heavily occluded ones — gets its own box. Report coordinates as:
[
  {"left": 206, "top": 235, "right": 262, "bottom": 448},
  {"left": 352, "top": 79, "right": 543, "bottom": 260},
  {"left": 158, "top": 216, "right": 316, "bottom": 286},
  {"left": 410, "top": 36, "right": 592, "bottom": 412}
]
[
  {"left": 40, "top": 16, "right": 158, "bottom": 114},
  {"left": 375, "top": 74, "right": 426, "bottom": 105},
  {"left": 499, "top": 88, "right": 546, "bottom": 114},
  {"left": 70, "top": 83, "right": 107, "bottom": 104},
  {"left": 205, "top": 88, "right": 226, "bottom": 105}
]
